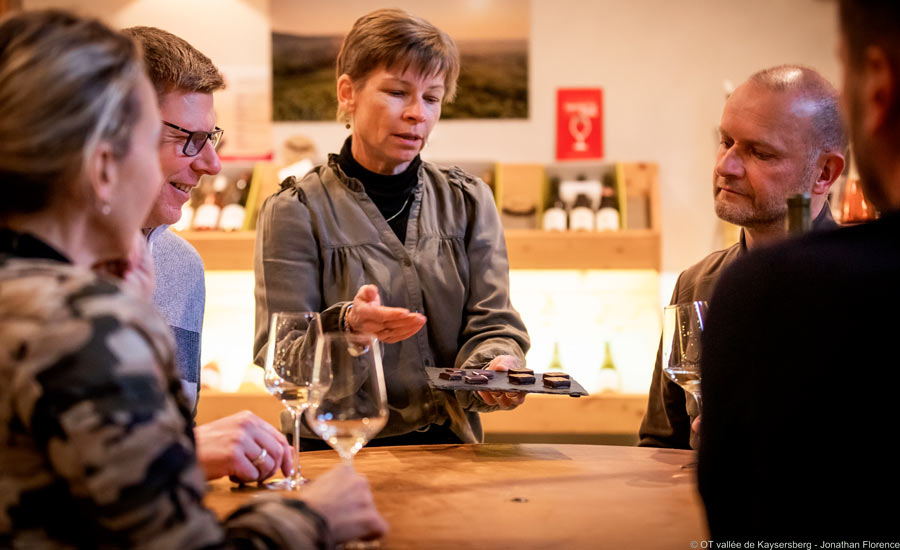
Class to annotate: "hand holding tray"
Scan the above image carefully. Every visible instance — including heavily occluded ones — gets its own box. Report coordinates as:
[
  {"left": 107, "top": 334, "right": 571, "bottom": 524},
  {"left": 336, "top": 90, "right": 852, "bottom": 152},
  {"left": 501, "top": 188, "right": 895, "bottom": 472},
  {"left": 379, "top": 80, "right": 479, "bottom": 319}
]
[{"left": 424, "top": 367, "right": 588, "bottom": 397}]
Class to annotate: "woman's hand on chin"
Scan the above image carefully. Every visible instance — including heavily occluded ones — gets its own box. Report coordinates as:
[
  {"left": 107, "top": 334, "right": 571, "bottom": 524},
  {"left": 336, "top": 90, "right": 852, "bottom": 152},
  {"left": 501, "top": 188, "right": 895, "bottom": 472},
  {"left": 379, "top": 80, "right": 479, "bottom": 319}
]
[{"left": 348, "top": 284, "right": 426, "bottom": 343}]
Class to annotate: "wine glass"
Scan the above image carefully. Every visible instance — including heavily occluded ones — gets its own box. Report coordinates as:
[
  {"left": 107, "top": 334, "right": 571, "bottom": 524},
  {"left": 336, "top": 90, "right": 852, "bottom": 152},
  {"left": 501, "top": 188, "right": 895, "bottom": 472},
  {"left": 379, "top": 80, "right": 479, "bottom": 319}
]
[
  {"left": 305, "top": 331, "right": 388, "bottom": 465},
  {"left": 662, "top": 301, "right": 708, "bottom": 411},
  {"left": 263, "top": 311, "right": 321, "bottom": 489}
]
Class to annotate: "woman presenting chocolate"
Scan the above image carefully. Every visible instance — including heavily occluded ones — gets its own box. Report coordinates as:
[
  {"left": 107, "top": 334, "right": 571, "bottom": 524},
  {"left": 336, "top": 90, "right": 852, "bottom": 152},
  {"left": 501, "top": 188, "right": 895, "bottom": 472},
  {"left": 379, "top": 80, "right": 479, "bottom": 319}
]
[{"left": 253, "top": 8, "right": 529, "bottom": 446}]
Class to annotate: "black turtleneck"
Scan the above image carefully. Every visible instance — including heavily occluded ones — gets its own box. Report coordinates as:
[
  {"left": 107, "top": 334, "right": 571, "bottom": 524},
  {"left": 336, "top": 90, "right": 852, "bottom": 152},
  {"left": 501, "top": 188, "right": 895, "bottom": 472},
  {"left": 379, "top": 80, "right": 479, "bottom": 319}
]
[{"left": 338, "top": 137, "right": 421, "bottom": 244}]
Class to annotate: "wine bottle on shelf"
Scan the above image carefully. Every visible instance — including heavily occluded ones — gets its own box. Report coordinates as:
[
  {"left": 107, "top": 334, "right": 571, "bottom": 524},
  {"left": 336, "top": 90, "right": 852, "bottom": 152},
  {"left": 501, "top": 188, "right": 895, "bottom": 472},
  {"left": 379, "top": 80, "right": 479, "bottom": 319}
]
[
  {"left": 786, "top": 193, "right": 811, "bottom": 235},
  {"left": 542, "top": 177, "right": 568, "bottom": 231},
  {"left": 596, "top": 341, "right": 621, "bottom": 393},
  {"left": 569, "top": 193, "right": 595, "bottom": 231},
  {"left": 595, "top": 174, "right": 621, "bottom": 231},
  {"left": 548, "top": 341, "right": 563, "bottom": 371}
]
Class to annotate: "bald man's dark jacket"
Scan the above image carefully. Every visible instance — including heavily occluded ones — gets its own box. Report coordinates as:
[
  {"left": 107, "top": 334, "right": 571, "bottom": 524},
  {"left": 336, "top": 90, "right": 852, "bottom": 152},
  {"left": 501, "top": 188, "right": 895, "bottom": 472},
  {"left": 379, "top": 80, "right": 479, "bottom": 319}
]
[{"left": 639, "top": 205, "right": 837, "bottom": 449}]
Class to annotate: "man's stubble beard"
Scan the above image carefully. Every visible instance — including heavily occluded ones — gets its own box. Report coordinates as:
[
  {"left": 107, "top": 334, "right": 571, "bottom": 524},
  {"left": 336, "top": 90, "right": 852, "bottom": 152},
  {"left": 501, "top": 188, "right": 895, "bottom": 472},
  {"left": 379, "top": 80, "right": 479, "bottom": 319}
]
[{"left": 713, "top": 160, "right": 817, "bottom": 229}]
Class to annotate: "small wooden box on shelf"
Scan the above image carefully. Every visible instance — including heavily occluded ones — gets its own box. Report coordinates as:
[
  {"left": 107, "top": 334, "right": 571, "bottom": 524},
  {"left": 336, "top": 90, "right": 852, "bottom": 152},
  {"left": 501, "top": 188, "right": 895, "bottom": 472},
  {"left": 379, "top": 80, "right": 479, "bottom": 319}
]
[{"left": 179, "top": 161, "right": 660, "bottom": 271}]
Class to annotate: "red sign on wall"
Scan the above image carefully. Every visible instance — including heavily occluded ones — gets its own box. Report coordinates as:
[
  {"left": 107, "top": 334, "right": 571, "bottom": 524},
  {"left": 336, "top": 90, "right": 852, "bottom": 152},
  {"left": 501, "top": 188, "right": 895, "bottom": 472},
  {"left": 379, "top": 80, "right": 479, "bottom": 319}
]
[{"left": 556, "top": 88, "right": 604, "bottom": 161}]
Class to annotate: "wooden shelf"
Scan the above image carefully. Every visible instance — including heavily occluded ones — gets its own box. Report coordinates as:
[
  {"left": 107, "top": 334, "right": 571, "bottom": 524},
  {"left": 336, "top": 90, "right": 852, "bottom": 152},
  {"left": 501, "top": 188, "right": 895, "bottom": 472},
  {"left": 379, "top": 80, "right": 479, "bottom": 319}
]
[
  {"left": 505, "top": 229, "right": 660, "bottom": 270},
  {"left": 180, "top": 231, "right": 255, "bottom": 271},
  {"left": 196, "top": 390, "right": 648, "bottom": 436},
  {"left": 180, "top": 229, "right": 660, "bottom": 271},
  {"left": 480, "top": 392, "right": 647, "bottom": 435}
]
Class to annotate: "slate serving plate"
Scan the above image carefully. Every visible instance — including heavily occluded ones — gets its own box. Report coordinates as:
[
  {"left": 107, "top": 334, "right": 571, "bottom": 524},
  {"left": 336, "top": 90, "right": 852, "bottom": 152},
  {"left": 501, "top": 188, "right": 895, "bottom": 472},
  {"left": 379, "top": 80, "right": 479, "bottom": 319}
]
[{"left": 424, "top": 367, "right": 588, "bottom": 397}]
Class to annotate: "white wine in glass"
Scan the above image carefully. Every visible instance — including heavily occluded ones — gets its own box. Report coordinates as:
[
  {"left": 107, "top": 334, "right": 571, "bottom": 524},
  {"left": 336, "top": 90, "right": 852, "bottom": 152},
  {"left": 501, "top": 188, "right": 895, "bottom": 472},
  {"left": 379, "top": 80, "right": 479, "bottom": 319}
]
[
  {"left": 662, "top": 301, "right": 708, "bottom": 410},
  {"left": 306, "top": 331, "right": 388, "bottom": 465},
  {"left": 263, "top": 311, "right": 321, "bottom": 489}
]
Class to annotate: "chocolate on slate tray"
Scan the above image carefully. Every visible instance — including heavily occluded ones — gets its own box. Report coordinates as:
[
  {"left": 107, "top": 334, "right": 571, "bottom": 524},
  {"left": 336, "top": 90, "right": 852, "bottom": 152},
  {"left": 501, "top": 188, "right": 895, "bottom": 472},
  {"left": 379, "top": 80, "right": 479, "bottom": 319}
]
[
  {"left": 543, "top": 377, "right": 571, "bottom": 388},
  {"left": 508, "top": 373, "right": 536, "bottom": 385},
  {"left": 439, "top": 371, "right": 462, "bottom": 381},
  {"left": 508, "top": 368, "right": 534, "bottom": 376},
  {"left": 464, "top": 374, "right": 489, "bottom": 385},
  {"left": 468, "top": 369, "right": 495, "bottom": 379},
  {"left": 542, "top": 371, "right": 570, "bottom": 380}
]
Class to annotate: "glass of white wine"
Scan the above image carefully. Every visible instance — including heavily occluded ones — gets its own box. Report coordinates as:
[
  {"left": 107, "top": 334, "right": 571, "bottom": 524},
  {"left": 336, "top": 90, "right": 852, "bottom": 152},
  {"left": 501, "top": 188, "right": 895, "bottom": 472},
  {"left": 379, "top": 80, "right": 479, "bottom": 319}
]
[
  {"left": 263, "top": 311, "right": 321, "bottom": 489},
  {"left": 662, "top": 301, "right": 708, "bottom": 410},
  {"left": 305, "top": 331, "right": 388, "bottom": 465}
]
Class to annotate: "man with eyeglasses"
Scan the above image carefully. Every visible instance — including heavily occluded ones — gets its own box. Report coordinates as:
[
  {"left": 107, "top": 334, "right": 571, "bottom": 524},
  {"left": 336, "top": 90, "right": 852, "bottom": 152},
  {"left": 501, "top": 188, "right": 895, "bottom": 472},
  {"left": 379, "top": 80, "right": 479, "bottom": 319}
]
[{"left": 123, "top": 26, "right": 293, "bottom": 484}]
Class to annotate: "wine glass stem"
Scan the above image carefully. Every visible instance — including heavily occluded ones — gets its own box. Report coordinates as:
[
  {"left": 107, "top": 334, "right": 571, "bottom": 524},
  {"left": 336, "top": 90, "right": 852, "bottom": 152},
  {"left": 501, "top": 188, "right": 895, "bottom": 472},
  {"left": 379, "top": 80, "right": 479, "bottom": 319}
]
[
  {"left": 691, "top": 391, "right": 703, "bottom": 412},
  {"left": 291, "top": 410, "right": 302, "bottom": 482}
]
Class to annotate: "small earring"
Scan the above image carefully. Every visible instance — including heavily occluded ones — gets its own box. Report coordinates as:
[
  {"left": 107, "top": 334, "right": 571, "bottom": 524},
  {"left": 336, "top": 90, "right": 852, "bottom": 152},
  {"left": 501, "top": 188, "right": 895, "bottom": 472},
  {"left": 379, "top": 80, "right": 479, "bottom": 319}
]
[
  {"left": 101, "top": 203, "right": 111, "bottom": 216},
  {"left": 345, "top": 122, "right": 351, "bottom": 130}
]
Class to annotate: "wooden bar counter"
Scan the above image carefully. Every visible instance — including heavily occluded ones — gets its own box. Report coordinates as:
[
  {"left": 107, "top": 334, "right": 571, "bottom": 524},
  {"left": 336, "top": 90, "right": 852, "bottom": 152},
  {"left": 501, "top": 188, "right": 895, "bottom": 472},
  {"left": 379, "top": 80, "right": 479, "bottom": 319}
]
[{"left": 205, "top": 443, "right": 708, "bottom": 549}]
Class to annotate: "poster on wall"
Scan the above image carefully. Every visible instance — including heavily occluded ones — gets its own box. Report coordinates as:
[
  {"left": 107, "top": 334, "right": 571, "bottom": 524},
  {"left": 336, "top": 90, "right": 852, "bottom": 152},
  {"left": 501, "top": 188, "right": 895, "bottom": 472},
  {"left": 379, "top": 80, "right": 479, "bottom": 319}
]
[
  {"left": 556, "top": 88, "right": 604, "bottom": 161},
  {"left": 271, "top": 0, "right": 530, "bottom": 121},
  {"left": 214, "top": 66, "right": 274, "bottom": 161}
]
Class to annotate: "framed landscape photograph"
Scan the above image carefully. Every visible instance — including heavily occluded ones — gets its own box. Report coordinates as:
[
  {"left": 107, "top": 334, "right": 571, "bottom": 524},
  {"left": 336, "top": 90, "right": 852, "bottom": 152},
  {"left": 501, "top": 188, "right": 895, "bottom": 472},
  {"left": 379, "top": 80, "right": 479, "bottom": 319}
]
[{"left": 271, "top": 0, "right": 530, "bottom": 121}]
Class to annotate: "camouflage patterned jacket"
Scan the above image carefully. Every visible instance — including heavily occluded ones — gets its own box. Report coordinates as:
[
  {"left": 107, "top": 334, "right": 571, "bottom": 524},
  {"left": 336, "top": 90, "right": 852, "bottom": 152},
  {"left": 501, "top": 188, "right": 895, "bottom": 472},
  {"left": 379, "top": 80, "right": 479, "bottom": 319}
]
[{"left": 0, "top": 234, "right": 330, "bottom": 549}]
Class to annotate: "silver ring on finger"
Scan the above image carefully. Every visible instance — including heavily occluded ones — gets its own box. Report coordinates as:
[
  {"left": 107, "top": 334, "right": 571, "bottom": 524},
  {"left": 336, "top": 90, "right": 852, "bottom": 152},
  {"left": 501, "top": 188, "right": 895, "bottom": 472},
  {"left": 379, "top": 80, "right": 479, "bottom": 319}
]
[{"left": 251, "top": 447, "right": 268, "bottom": 468}]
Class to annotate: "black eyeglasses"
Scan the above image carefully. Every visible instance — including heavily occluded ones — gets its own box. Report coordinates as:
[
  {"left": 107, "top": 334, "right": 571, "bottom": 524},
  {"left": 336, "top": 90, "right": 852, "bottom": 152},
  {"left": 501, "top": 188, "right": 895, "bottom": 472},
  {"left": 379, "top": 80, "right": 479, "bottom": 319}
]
[{"left": 163, "top": 121, "right": 224, "bottom": 156}]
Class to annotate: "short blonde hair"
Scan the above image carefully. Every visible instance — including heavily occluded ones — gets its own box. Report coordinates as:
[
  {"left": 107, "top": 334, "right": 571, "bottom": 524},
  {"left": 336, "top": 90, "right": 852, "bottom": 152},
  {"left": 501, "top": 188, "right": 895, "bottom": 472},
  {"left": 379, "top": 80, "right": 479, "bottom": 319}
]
[
  {"left": 335, "top": 8, "right": 460, "bottom": 122},
  {"left": 0, "top": 10, "right": 144, "bottom": 216}
]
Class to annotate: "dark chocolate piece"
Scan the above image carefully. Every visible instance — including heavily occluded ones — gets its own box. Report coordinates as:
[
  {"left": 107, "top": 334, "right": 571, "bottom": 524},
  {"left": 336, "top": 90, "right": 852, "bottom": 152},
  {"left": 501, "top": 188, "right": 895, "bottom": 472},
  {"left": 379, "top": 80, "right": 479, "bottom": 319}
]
[
  {"left": 543, "top": 377, "right": 571, "bottom": 388},
  {"left": 439, "top": 371, "right": 462, "bottom": 381},
  {"left": 443, "top": 368, "right": 463, "bottom": 374},
  {"left": 464, "top": 374, "right": 489, "bottom": 385},
  {"left": 468, "top": 369, "right": 495, "bottom": 379},
  {"left": 508, "top": 373, "right": 536, "bottom": 385},
  {"left": 542, "top": 371, "right": 570, "bottom": 380},
  {"left": 508, "top": 368, "right": 534, "bottom": 376}
]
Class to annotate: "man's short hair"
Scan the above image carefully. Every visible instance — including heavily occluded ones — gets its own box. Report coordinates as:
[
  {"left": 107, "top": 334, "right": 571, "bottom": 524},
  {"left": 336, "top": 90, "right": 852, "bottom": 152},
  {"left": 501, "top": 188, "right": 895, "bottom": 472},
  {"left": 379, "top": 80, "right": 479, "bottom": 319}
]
[
  {"left": 122, "top": 26, "right": 224, "bottom": 100},
  {"left": 839, "top": 0, "right": 900, "bottom": 66},
  {"left": 839, "top": 0, "right": 900, "bottom": 146},
  {"left": 747, "top": 64, "right": 848, "bottom": 157}
]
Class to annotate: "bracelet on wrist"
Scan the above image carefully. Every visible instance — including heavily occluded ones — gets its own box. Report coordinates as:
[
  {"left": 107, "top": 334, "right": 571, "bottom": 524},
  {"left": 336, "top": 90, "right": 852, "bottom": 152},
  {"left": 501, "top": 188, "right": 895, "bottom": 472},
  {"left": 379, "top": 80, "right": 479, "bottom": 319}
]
[{"left": 341, "top": 302, "right": 354, "bottom": 333}]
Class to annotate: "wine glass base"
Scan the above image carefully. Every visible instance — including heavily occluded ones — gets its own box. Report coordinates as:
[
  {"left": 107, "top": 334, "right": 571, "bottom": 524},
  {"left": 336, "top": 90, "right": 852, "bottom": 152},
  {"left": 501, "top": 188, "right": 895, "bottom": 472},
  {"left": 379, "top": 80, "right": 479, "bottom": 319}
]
[{"left": 263, "top": 475, "right": 310, "bottom": 490}]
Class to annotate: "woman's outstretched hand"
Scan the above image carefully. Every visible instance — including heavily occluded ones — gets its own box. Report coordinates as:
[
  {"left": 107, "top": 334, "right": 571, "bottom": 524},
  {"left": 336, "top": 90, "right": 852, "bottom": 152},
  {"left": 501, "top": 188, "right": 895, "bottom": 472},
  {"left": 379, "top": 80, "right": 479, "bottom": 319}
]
[{"left": 347, "top": 284, "right": 426, "bottom": 343}]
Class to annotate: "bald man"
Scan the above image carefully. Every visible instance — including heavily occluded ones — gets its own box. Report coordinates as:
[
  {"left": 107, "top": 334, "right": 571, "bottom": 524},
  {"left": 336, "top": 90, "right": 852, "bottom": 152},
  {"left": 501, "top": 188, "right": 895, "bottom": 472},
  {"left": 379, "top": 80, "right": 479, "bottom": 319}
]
[
  {"left": 639, "top": 65, "right": 847, "bottom": 450},
  {"left": 698, "top": 1, "right": 900, "bottom": 538}
]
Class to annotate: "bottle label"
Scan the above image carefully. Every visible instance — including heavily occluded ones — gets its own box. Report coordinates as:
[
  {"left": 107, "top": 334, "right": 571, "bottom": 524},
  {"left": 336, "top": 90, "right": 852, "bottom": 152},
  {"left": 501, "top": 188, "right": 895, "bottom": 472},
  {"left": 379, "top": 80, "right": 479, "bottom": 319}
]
[
  {"left": 595, "top": 208, "right": 620, "bottom": 231},
  {"left": 570, "top": 208, "right": 594, "bottom": 231},
  {"left": 542, "top": 209, "right": 568, "bottom": 231}
]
